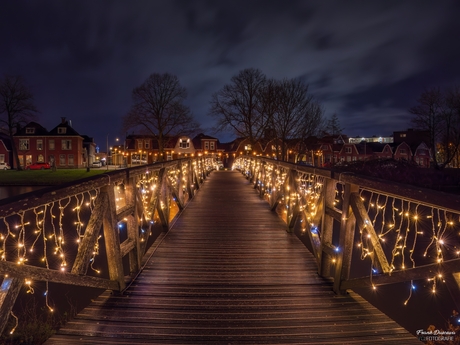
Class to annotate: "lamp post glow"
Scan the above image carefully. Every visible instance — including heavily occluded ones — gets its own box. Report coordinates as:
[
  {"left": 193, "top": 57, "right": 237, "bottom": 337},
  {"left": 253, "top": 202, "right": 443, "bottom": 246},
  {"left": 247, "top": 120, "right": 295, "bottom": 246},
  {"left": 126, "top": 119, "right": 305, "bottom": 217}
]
[{"left": 106, "top": 135, "right": 109, "bottom": 171}]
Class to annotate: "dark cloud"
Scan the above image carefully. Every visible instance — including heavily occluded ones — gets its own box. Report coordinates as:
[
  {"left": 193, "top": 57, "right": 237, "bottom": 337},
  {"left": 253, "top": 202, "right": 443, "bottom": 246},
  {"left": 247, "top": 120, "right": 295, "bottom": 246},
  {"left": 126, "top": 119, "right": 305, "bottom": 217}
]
[{"left": 1, "top": 0, "right": 459, "bottom": 146}]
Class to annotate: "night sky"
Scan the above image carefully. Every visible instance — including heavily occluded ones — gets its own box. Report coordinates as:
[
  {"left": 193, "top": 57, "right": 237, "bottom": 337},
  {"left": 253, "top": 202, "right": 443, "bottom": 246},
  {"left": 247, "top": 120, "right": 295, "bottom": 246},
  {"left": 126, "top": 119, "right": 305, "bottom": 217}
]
[{"left": 2, "top": 1, "right": 460, "bottom": 148}]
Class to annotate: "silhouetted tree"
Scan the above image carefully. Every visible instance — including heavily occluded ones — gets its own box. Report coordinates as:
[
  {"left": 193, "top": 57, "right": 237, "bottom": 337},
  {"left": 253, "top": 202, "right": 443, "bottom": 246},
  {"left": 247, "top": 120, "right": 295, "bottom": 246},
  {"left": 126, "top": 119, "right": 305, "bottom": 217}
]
[
  {"left": 0, "top": 75, "right": 38, "bottom": 170},
  {"left": 123, "top": 73, "right": 199, "bottom": 160},
  {"left": 209, "top": 68, "right": 268, "bottom": 148},
  {"left": 325, "top": 113, "right": 343, "bottom": 136},
  {"left": 410, "top": 86, "right": 460, "bottom": 168},
  {"left": 270, "top": 78, "right": 323, "bottom": 160}
]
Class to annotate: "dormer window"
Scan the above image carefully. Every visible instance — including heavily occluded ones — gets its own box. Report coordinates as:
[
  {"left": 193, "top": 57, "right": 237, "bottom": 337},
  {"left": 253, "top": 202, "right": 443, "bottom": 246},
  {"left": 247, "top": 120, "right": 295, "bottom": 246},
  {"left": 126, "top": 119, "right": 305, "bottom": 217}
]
[
  {"left": 179, "top": 138, "right": 190, "bottom": 149},
  {"left": 58, "top": 127, "right": 66, "bottom": 134},
  {"left": 25, "top": 128, "right": 35, "bottom": 134}
]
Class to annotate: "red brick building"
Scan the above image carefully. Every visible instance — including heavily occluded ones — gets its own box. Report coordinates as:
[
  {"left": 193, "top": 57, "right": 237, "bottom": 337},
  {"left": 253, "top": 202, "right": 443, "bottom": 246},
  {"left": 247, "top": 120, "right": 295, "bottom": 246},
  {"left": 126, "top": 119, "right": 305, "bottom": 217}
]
[{"left": 13, "top": 118, "right": 94, "bottom": 169}]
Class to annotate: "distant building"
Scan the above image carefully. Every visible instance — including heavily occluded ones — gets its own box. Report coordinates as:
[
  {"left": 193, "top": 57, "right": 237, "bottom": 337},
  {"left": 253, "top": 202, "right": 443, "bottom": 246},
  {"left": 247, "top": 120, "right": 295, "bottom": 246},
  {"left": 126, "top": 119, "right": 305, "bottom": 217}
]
[
  {"left": 348, "top": 135, "right": 393, "bottom": 144},
  {"left": 393, "top": 128, "right": 430, "bottom": 145}
]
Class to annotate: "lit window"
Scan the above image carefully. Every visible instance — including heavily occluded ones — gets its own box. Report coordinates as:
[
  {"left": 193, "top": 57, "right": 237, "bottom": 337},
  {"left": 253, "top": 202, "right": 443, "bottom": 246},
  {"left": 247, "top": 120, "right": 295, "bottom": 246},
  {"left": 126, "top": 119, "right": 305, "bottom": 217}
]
[
  {"left": 49, "top": 140, "right": 55, "bottom": 150},
  {"left": 37, "top": 139, "right": 43, "bottom": 150},
  {"left": 19, "top": 139, "right": 29, "bottom": 150},
  {"left": 144, "top": 140, "right": 150, "bottom": 149},
  {"left": 179, "top": 138, "right": 189, "bottom": 149},
  {"left": 210, "top": 142, "right": 215, "bottom": 150},
  {"left": 61, "top": 140, "right": 72, "bottom": 150},
  {"left": 57, "top": 127, "right": 66, "bottom": 134},
  {"left": 25, "top": 128, "right": 35, "bottom": 134}
]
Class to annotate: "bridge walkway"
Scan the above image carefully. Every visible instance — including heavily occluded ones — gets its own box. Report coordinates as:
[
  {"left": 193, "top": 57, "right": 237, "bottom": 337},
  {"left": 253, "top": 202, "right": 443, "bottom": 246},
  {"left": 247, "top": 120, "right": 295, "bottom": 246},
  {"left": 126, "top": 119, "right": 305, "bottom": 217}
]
[{"left": 46, "top": 170, "right": 419, "bottom": 344}]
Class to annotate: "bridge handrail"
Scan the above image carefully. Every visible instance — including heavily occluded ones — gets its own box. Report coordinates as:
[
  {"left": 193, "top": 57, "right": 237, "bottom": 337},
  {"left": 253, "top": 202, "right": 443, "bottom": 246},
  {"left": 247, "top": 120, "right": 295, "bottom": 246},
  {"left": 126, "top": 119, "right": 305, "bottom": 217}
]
[
  {"left": 0, "top": 157, "right": 213, "bottom": 333},
  {"left": 234, "top": 155, "right": 460, "bottom": 311}
]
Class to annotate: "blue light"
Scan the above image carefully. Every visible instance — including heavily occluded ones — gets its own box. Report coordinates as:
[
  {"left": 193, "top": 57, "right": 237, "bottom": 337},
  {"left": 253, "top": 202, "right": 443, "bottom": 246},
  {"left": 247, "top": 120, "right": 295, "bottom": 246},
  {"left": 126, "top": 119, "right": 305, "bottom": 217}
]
[
  {"left": 372, "top": 268, "right": 378, "bottom": 274},
  {"left": 335, "top": 246, "right": 340, "bottom": 253},
  {"left": 411, "top": 284, "right": 416, "bottom": 290}
]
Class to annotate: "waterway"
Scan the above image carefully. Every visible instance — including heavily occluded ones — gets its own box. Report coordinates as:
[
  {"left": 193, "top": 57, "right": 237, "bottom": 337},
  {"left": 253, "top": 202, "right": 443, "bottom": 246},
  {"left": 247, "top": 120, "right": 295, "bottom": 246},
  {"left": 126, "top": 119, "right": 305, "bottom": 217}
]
[{"left": 0, "top": 185, "right": 46, "bottom": 200}]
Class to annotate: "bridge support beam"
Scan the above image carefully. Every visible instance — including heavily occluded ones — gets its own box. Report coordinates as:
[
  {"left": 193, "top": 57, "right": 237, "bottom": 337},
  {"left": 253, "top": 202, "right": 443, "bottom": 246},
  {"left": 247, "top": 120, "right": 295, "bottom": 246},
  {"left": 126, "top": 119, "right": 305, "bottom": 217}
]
[
  {"left": 333, "top": 183, "right": 358, "bottom": 294},
  {"left": 319, "top": 179, "right": 337, "bottom": 278},
  {"left": 0, "top": 277, "right": 22, "bottom": 335},
  {"left": 102, "top": 185, "right": 126, "bottom": 292}
]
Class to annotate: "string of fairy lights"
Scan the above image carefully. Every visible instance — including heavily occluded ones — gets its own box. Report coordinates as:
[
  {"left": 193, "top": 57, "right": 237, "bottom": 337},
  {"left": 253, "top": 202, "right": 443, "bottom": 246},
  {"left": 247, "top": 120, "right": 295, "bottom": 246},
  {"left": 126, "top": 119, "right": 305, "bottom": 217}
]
[
  {"left": 235, "top": 156, "right": 460, "bottom": 307},
  {"left": 1, "top": 158, "right": 209, "bottom": 335}
]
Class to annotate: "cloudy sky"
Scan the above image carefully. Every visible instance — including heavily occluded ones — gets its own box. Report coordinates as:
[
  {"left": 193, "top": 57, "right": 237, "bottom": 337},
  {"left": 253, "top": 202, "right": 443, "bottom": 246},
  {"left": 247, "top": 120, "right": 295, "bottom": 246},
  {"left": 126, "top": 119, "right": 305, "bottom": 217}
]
[{"left": 1, "top": 0, "right": 460, "bottom": 147}]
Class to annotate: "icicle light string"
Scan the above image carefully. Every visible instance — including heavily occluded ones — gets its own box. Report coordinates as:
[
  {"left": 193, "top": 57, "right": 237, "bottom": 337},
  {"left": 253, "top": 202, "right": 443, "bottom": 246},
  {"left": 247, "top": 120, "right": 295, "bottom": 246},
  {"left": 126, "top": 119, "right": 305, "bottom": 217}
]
[
  {"left": 0, "top": 162, "right": 203, "bottom": 335},
  {"left": 235, "top": 157, "right": 460, "bottom": 305}
]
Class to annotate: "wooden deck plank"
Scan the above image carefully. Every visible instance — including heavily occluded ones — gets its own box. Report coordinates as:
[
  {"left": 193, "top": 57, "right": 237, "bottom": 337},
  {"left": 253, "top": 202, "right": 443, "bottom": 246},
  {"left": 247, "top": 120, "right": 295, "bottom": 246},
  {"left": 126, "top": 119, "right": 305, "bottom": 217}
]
[{"left": 45, "top": 171, "right": 419, "bottom": 344}]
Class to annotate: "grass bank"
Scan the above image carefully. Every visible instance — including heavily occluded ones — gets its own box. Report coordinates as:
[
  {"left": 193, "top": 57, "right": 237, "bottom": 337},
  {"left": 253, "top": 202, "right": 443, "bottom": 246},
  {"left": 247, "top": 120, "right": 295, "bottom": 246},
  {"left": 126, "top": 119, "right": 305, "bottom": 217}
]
[{"left": 0, "top": 169, "right": 109, "bottom": 186}]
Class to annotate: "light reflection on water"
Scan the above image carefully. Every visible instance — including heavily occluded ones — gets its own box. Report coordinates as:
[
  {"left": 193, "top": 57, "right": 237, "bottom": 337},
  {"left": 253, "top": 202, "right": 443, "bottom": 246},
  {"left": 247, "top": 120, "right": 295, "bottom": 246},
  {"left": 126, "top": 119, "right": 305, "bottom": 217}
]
[{"left": 0, "top": 186, "right": 47, "bottom": 200}]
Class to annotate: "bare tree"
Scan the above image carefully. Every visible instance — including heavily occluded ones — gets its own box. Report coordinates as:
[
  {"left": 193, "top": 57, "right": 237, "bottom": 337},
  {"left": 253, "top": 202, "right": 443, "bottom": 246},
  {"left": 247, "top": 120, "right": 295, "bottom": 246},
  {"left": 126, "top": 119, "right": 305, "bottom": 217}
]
[
  {"left": 209, "top": 68, "right": 268, "bottom": 148},
  {"left": 123, "top": 73, "right": 199, "bottom": 160},
  {"left": 270, "top": 78, "right": 323, "bottom": 161},
  {"left": 325, "top": 113, "right": 343, "bottom": 136},
  {"left": 0, "top": 75, "right": 38, "bottom": 170},
  {"left": 410, "top": 86, "right": 460, "bottom": 168}
]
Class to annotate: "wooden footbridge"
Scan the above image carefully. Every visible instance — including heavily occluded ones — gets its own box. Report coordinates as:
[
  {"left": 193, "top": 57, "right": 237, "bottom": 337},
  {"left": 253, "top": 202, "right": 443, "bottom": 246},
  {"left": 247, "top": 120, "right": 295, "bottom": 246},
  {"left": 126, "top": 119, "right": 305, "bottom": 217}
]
[{"left": 0, "top": 157, "right": 458, "bottom": 343}]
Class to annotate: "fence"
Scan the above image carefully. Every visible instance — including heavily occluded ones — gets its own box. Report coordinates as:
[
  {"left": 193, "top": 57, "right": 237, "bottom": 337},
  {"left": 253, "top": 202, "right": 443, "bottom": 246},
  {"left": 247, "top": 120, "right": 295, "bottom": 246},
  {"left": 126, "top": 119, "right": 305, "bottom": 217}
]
[
  {"left": 235, "top": 156, "right": 460, "bottom": 310},
  {"left": 0, "top": 158, "right": 213, "bottom": 334}
]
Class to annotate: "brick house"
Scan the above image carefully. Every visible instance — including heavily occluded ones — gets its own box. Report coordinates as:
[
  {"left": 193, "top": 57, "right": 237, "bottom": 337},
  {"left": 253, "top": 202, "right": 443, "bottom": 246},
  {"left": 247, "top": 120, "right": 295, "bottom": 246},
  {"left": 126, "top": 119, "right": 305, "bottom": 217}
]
[
  {"left": 14, "top": 118, "right": 89, "bottom": 169},
  {"left": 192, "top": 133, "right": 223, "bottom": 159},
  {"left": 412, "top": 142, "right": 431, "bottom": 167},
  {"left": 14, "top": 121, "right": 49, "bottom": 168},
  {"left": 392, "top": 142, "right": 412, "bottom": 162}
]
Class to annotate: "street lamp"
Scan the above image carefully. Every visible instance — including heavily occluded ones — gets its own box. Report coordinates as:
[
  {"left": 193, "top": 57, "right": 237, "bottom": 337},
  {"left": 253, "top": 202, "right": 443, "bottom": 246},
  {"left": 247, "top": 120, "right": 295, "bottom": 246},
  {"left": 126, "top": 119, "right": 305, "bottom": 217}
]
[{"left": 106, "top": 135, "right": 109, "bottom": 171}]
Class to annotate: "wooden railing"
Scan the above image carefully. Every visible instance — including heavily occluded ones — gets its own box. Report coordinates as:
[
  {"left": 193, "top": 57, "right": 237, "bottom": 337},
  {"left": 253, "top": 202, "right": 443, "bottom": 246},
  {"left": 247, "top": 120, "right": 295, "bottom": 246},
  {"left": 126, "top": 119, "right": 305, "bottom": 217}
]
[
  {"left": 235, "top": 156, "right": 460, "bottom": 310},
  {"left": 0, "top": 158, "right": 213, "bottom": 333}
]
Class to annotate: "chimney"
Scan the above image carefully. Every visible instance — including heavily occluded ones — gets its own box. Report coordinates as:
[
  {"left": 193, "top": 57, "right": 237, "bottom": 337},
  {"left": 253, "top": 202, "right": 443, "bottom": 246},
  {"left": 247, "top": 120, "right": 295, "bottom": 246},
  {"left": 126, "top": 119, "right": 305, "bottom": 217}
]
[{"left": 61, "top": 117, "right": 66, "bottom": 124}]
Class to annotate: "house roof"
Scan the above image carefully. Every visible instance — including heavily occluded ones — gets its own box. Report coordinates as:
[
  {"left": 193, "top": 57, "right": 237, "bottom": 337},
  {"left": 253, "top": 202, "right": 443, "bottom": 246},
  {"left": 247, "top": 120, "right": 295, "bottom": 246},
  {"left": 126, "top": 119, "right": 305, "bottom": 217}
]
[
  {"left": 48, "top": 119, "right": 82, "bottom": 136},
  {"left": 15, "top": 122, "right": 49, "bottom": 136}
]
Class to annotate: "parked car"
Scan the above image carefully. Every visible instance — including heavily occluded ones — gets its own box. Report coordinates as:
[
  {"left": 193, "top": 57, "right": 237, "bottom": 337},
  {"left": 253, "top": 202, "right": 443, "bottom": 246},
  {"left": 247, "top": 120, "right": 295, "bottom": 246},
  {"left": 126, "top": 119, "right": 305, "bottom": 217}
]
[
  {"left": 92, "top": 161, "right": 102, "bottom": 167},
  {"left": 0, "top": 162, "right": 10, "bottom": 170},
  {"left": 26, "top": 162, "right": 51, "bottom": 170}
]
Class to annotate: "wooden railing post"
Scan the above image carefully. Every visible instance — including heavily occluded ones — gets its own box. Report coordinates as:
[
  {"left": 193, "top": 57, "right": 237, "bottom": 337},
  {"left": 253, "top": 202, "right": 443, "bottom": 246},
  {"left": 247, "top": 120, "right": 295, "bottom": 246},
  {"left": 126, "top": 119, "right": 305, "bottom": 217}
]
[
  {"left": 258, "top": 162, "right": 266, "bottom": 198},
  {"left": 318, "top": 178, "right": 337, "bottom": 278},
  {"left": 102, "top": 185, "right": 125, "bottom": 291},
  {"left": 71, "top": 191, "right": 108, "bottom": 275},
  {"left": 287, "top": 169, "right": 300, "bottom": 232},
  {"left": 333, "top": 182, "right": 358, "bottom": 294},
  {"left": 0, "top": 277, "right": 22, "bottom": 334},
  {"left": 156, "top": 167, "right": 170, "bottom": 231},
  {"left": 126, "top": 176, "right": 141, "bottom": 276}
]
